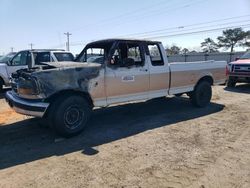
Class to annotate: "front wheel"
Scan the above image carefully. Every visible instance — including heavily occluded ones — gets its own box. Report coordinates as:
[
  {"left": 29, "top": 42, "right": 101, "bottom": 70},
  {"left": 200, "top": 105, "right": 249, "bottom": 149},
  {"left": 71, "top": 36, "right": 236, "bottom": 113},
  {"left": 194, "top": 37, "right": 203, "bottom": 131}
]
[
  {"left": 50, "top": 95, "right": 92, "bottom": 137},
  {"left": 190, "top": 81, "right": 212, "bottom": 108}
]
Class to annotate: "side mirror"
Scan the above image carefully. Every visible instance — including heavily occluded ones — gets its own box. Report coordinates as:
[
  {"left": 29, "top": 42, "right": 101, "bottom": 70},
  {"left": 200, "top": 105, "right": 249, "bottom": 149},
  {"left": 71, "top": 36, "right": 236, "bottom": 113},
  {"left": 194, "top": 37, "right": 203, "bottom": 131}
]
[{"left": 7, "top": 60, "right": 12, "bottom": 66}]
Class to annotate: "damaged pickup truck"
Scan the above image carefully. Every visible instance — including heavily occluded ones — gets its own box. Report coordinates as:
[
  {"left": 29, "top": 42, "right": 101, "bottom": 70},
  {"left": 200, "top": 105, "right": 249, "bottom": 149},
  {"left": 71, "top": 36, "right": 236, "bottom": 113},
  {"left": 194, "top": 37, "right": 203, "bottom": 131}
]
[{"left": 6, "top": 39, "right": 226, "bottom": 137}]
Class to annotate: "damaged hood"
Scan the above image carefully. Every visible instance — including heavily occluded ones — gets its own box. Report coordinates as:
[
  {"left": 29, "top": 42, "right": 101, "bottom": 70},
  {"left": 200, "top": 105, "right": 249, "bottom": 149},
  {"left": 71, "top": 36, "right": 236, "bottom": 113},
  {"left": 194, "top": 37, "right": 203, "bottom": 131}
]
[{"left": 13, "top": 61, "right": 103, "bottom": 99}]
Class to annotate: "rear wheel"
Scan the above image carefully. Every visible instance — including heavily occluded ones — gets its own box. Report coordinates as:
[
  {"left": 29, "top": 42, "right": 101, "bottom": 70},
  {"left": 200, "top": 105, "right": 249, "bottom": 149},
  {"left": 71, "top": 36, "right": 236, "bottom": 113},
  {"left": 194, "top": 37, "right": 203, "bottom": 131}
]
[
  {"left": 50, "top": 95, "right": 92, "bottom": 137},
  {"left": 190, "top": 81, "right": 212, "bottom": 107}
]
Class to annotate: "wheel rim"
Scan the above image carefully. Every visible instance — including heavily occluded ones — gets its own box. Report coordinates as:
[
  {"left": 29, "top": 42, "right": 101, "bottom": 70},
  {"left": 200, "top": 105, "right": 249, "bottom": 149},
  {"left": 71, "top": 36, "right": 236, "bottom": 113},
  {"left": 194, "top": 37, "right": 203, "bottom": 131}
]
[{"left": 64, "top": 105, "right": 85, "bottom": 130}]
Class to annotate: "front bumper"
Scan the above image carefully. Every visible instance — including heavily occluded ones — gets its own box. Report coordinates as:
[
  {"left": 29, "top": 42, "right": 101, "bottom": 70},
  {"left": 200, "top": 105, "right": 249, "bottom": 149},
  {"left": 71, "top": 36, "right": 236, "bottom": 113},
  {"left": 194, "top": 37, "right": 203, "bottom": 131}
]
[
  {"left": 5, "top": 91, "right": 49, "bottom": 118},
  {"left": 229, "top": 72, "right": 250, "bottom": 78}
]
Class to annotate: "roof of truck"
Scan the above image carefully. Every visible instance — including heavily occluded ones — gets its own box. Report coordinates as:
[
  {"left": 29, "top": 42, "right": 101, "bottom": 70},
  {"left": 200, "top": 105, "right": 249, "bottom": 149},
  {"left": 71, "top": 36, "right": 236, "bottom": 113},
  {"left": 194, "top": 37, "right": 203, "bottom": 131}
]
[
  {"left": 19, "top": 49, "right": 66, "bottom": 52},
  {"left": 88, "top": 38, "right": 161, "bottom": 45}
]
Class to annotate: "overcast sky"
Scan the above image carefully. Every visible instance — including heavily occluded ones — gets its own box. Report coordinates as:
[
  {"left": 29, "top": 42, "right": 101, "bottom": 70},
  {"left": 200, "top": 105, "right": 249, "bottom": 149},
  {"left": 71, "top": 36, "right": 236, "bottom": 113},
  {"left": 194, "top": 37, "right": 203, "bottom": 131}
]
[{"left": 0, "top": 0, "right": 249, "bottom": 55}]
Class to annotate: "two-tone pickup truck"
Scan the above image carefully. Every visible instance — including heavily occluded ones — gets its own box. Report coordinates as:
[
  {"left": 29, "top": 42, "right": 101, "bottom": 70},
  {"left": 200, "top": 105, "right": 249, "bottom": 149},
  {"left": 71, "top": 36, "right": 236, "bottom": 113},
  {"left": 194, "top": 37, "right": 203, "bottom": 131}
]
[
  {"left": 226, "top": 51, "right": 250, "bottom": 87},
  {"left": 0, "top": 49, "right": 74, "bottom": 91},
  {"left": 6, "top": 39, "right": 226, "bottom": 137}
]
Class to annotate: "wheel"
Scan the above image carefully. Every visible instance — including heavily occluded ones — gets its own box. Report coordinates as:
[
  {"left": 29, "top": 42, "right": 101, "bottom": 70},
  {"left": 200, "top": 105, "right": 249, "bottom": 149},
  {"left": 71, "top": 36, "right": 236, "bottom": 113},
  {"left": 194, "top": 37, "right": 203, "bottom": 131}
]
[
  {"left": 49, "top": 95, "right": 92, "bottom": 137},
  {"left": 190, "top": 81, "right": 212, "bottom": 107},
  {"left": 226, "top": 78, "right": 236, "bottom": 88}
]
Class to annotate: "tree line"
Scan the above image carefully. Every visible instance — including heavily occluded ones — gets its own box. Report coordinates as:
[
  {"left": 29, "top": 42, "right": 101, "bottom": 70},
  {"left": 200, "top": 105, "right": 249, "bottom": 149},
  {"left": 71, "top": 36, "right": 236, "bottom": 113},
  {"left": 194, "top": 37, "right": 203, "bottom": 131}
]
[{"left": 166, "top": 27, "right": 250, "bottom": 55}]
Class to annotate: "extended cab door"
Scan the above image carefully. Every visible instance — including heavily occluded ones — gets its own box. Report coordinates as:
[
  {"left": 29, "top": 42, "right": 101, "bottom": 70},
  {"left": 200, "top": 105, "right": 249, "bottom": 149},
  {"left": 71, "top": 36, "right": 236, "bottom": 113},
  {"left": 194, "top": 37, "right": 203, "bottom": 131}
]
[
  {"left": 7, "top": 51, "right": 29, "bottom": 76},
  {"left": 105, "top": 41, "right": 149, "bottom": 104},
  {"left": 146, "top": 42, "right": 170, "bottom": 98}
]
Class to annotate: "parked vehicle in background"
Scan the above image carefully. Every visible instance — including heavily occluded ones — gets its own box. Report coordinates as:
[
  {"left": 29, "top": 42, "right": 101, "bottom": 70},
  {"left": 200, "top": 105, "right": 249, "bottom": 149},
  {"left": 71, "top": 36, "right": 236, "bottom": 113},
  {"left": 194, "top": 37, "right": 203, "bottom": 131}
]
[
  {"left": 226, "top": 51, "right": 250, "bottom": 87},
  {"left": 0, "top": 52, "right": 17, "bottom": 63},
  {"left": 87, "top": 56, "right": 104, "bottom": 63},
  {"left": 0, "top": 49, "right": 74, "bottom": 91},
  {"left": 6, "top": 39, "right": 226, "bottom": 137}
]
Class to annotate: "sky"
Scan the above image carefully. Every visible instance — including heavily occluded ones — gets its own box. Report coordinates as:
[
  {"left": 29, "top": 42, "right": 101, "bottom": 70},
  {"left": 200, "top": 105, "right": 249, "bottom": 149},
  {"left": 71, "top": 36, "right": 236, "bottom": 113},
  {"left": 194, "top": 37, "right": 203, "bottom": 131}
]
[{"left": 0, "top": 0, "right": 249, "bottom": 55}]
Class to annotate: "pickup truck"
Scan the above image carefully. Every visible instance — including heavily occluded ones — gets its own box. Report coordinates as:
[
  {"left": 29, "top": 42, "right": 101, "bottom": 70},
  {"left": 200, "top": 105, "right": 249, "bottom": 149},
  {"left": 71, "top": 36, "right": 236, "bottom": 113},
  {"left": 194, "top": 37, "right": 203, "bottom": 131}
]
[
  {"left": 6, "top": 39, "right": 226, "bottom": 137},
  {"left": 226, "top": 51, "right": 250, "bottom": 87},
  {"left": 0, "top": 49, "right": 74, "bottom": 91}
]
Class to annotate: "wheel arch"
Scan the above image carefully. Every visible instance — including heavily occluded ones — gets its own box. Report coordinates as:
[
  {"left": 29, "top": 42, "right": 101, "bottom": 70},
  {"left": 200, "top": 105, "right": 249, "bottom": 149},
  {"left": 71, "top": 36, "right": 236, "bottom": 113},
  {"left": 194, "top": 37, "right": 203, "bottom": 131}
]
[
  {"left": 45, "top": 89, "right": 94, "bottom": 108},
  {"left": 196, "top": 75, "right": 214, "bottom": 87}
]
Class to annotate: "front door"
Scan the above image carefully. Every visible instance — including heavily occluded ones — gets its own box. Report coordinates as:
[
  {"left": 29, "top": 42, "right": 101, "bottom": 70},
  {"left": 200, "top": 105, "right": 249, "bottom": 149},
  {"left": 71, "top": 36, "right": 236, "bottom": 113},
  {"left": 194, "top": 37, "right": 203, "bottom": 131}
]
[
  {"left": 105, "top": 41, "right": 149, "bottom": 104},
  {"left": 7, "top": 51, "right": 29, "bottom": 77}
]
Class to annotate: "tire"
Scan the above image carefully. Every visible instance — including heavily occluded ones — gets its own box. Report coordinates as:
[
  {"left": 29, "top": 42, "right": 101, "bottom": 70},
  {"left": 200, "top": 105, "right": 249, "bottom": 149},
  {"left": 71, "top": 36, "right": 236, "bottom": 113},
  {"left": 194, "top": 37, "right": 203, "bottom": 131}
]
[
  {"left": 190, "top": 81, "right": 212, "bottom": 108},
  {"left": 49, "top": 95, "right": 92, "bottom": 137},
  {"left": 226, "top": 78, "right": 236, "bottom": 88}
]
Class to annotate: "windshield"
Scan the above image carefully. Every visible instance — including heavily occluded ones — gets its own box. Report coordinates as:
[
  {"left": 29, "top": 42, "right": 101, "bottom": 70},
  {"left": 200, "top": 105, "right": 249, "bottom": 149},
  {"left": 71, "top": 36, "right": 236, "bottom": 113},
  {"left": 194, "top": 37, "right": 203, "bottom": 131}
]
[
  {"left": 76, "top": 42, "right": 113, "bottom": 64},
  {"left": 54, "top": 52, "right": 74, "bottom": 61},
  {"left": 77, "top": 48, "right": 105, "bottom": 64},
  {"left": 240, "top": 51, "right": 250, "bottom": 59},
  {"left": 0, "top": 52, "right": 17, "bottom": 62}
]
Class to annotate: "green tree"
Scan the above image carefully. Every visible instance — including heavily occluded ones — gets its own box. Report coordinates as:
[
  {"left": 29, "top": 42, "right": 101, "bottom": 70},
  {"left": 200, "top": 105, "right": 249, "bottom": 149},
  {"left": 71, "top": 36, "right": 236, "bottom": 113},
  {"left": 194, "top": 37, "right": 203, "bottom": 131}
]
[
  {"left": 166, "top": 45, "right": 181, "bottom": 55},
  {"left": 181, "top": 48, "right": 189, "bottom": 54},
  {"left": 201, "top": 38, "right": 218, "bottom": 53},
  {"left": 217, "top": 28, "right": 250, "bottom": 52}
]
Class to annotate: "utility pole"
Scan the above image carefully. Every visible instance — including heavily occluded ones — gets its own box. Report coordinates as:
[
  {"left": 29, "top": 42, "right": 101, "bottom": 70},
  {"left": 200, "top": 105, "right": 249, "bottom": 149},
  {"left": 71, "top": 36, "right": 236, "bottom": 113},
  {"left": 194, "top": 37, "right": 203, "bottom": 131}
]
[
  {"left": 64, "top": 32, "right": 72, "bottom": 51},
  {"left": 10, "top": 47, "right": 14, "bottom": 52},
  {"left": 29, "top": 43, "right": 34, "bottom": 50}
]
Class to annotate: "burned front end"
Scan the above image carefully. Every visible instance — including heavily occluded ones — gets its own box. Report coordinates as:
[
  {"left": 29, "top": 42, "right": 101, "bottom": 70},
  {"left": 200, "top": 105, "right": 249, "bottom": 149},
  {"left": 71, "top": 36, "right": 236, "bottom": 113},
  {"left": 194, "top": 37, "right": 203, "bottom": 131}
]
[{"left": 5, "top": 62, "right": 102, "bottom": 117}]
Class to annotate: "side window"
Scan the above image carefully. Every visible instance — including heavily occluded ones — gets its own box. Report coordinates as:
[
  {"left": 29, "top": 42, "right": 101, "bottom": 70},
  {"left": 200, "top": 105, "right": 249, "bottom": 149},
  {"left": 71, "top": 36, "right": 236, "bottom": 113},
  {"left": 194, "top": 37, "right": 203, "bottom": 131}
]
[
  {"left": 11, "top": 51, "right": 28, "bottom": 66},
  {"left": 110, "top": 42, "right": 144, "bottom": 67},
  {"left": 148, "top": 44, "right": 164, "bottom": 66},
  {"left": 128, "top": 46, "right": 142, "bottom": 65}
]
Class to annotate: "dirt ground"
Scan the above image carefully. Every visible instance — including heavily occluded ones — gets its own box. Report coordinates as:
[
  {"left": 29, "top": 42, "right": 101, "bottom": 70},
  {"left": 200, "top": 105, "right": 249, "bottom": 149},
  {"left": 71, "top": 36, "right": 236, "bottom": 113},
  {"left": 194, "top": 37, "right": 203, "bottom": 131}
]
[{"left": 0, "top": 85, "right": 250, "bottom": 188}]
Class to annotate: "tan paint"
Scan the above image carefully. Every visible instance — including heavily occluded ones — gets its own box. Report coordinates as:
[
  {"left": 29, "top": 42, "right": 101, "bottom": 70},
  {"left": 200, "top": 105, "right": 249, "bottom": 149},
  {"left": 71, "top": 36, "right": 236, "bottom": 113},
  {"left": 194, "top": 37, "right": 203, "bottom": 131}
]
[
  {"left": 149, "top": 72, "right": 169, "bottom": 91},
  {"left": 105, "top": 68, "right": 149, "bottom": 97}
]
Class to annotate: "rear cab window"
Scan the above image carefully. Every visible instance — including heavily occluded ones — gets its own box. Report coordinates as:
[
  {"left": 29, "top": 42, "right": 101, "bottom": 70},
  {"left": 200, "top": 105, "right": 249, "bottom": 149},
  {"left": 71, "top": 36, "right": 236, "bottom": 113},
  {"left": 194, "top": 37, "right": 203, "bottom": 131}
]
[{"left": 147, "top": 43, "right": 164, "bottom": 66}]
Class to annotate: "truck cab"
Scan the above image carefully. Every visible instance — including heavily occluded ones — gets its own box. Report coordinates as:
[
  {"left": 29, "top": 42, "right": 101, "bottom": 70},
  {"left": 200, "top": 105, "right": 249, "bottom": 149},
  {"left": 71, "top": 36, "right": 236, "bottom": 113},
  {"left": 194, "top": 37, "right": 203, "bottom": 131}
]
[{"left": 75, "top": 39, "right": 170, "bottom": 105}]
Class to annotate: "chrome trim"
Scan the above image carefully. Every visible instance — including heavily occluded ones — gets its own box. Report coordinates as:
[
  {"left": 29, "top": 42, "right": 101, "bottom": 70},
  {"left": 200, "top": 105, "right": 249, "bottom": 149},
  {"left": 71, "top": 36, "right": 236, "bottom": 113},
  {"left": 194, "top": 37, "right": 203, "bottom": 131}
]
[
  {"left": 12, "top": 106, "right": 45, "bottom": 117},
  {"left": 5, "top": 91, "right": 49, "bottom": 118}
]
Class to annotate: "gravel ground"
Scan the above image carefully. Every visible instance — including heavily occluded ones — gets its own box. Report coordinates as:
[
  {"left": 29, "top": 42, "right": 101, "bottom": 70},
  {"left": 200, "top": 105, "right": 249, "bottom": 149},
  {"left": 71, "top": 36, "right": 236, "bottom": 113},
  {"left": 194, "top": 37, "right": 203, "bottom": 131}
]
[{"left": 0, "top": 85, "right": 250, "bottom": 188}]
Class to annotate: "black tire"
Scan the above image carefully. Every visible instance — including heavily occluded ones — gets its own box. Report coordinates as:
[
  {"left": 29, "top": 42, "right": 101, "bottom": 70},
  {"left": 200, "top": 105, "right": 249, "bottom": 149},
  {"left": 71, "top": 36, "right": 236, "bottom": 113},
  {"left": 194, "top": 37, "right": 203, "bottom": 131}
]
[
  {"left": 50, "top": 95, "right": 92, "bottom": 137},
  {"left": 190, "top": 81, "right": 212, "bottom": 108},
  {"left": 226, "top": 78, "right": 236, "bottom": 88}
]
